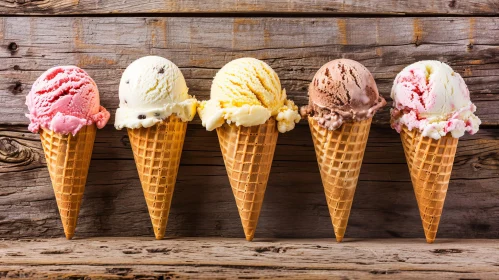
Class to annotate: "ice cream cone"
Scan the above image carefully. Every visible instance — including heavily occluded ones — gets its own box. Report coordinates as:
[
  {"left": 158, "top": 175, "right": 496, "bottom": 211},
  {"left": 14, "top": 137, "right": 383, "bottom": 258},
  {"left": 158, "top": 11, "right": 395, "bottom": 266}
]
[
  {"left": 216, "top": 118, "right": 278, "bottom": 241},
  {"left": 40, "top": 124, "right": 96, "bottom": 240},
  {"left": 400, "top": 126, "right": 458, "bottom": 243},
  {"left": 127, "top": 115, "right": 187, "bottom": 240},
  {"left": 308, "top": 117, "right": 372, "bottom": 242}
]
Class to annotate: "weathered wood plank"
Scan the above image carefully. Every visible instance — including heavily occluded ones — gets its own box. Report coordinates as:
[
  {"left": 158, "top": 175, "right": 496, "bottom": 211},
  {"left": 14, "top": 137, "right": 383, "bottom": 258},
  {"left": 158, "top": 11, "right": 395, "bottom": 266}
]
[
  {"left": 1, "top": 238, "right": 499, "bottom": 279},
  {"left": 1, "top": 17, "right": 498, "bottom": 125},
  {"left": 0, "top": 125, "right": 497, "bottom": 239},
  {"left": 0, "top": 0, "right": 498, "bottom": 15}
]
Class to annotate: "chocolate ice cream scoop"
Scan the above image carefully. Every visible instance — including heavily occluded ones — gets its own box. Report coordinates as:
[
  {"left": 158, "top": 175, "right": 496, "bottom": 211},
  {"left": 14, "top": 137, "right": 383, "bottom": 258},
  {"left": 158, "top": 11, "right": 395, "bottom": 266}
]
[{"left": 301, "top": 59, "right": 386, "bottom": 130}]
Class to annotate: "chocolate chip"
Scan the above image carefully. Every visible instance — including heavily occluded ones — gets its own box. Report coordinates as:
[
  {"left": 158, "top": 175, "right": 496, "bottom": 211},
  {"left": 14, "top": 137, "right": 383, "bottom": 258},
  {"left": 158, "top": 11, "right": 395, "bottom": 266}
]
[
  {"left": 158, "top": 67, "right": 165, "bottom": 74},
  {"left": 124, "top": 100, "right": 127, "bottom": 104},
  {"left": 138, "top": 114, "right": 146, "bottom": 120},
  {"left": 154, "top": 112, "right": 160, "bottom": 117},
  {"left": 126, "top": 80, "right": 130, "bottom": 84}
]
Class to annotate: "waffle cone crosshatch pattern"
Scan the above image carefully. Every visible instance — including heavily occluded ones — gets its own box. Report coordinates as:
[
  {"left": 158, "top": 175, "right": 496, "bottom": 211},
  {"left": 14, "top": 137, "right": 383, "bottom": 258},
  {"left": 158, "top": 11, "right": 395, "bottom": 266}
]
[
  {"left": 216, "top": 118, "right": 279, "bottom": 241},
  {"left": 309, "top": 117, "right": 372, "bottom": 242},
  {"left": 401, "top": 126, "right": 459, "bottom": 244},
  {"left": 40, "top": 124, "right": 97, "bottom": 240},
  {"left": 127, "top": 115, "right": 188, "bottom": 240}
]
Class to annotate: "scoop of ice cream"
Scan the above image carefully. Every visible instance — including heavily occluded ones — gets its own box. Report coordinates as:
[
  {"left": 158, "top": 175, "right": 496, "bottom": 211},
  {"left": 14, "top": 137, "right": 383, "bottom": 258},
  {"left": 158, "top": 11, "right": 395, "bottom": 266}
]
[
  {"left": 391, "top": 60, "right": 481, "bottom": 139},
  {"left": 300, "top": 59, "right": 386, "bottom": 130},
  {"left": 114, "top": 56, "right": 197, "bottom": 130},
  {"left": 197, "top": 57, "right": 300, "bottom": 133},
  {"left": 26, "top": 66, "right": 110, "bottom": 135}
]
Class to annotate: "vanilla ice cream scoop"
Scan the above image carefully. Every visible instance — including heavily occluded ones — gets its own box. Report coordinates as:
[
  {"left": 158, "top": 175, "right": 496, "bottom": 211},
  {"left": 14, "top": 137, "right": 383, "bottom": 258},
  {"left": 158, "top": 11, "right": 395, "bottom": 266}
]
[
  {"left": 115, "top": 56, "right": 197, "bottom": 129},
  {"left": 391, "top": 60, "right": 480, "bottom": 139},
  {"left": 197, "top": 57, "right": 300, "bottom": 133}
]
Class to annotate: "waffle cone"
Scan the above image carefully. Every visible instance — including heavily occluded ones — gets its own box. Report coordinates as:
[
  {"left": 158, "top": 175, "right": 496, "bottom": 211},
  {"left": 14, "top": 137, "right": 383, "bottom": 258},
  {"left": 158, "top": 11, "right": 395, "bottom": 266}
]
[
  {"left": 400, "top": 126, "right": 458, "bottom": 243},
  {"left": 216, "top": 118, "right": 278, "bottom": 241},
  {"left": 40, "top": 125, "right": 96, "bottom": 240},
  {"left": 128, "top": 115, "right": 187, "bottom": 240},
  {"left": 308, "top": 117, "right": 372, "bottom": 242}
]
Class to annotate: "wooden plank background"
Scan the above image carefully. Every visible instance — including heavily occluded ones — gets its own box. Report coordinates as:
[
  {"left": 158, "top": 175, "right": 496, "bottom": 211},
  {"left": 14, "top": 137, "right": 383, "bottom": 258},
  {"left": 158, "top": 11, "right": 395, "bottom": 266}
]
[
  {"left": 0, "top": 0, "right": 498, "bottom": 15},
  {"left": 0, "top": 4, "right": 498, "bottom": 240}
]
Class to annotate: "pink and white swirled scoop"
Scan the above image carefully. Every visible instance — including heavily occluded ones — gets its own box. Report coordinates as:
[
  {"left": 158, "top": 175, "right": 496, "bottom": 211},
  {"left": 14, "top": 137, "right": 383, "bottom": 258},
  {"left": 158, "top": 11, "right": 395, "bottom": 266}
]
[
  {"left": 26, "top": 66, "right": 110, "bottom": 135},
  {"left": 391, "top": 61, "right": 481, "bottom": 139}
]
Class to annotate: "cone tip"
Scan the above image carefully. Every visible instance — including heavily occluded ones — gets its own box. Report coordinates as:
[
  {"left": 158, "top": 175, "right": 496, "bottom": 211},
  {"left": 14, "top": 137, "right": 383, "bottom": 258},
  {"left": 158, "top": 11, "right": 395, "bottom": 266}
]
[
  {"left": 335, "top": 236, "right": 344, "bottom": 243},
  {"left": 244, "top": 230, "right": 255, "bottom": 241},
  {"left": 426, "top": 238, "right": 436, "bottom": 244},
  {"left": 154, "top": 229, "right": 166, "bottom": 240},
  {"left": 64, "top": 232, "right": 74, "bottom": 240}
]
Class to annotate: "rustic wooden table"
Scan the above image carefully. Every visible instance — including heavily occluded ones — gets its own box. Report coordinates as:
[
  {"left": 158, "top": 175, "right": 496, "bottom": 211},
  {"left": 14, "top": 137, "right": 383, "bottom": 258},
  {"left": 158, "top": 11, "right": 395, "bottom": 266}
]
[
  {"left": 1, "top": 238, "right": 499, "bottom": 279},
  {"left": 0, "top": 0, "right": 498, "bottom": 278}
]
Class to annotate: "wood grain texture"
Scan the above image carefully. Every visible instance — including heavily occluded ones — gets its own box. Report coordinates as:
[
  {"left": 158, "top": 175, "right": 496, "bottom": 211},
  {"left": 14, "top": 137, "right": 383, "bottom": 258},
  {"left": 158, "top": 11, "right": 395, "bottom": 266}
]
[
  {"left": 1, "top": 17, "right": 498, "bottom": 126},
  {"left": 0, "top": 125, "right": 497, "bottom": 239},
  {"left": 0, "top": 0, "right": 498, "bottom": 15},
  {"left": 1, "top": 238, "right": 499, "bottom": 279}
]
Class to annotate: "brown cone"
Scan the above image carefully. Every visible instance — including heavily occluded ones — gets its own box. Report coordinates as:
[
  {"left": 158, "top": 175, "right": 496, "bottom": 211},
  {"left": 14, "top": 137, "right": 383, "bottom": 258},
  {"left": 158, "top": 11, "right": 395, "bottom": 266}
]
[
  {"left": 216, "top": 118, "right": 278, "bottom": 241},
  {"left": 308, "top": 117, "right": 372, "bottom": 242},
  {"left": 40, "top": 125, "right": 96, "bottom": 240},
  {"left": 400, "top": 126, "right": 458, "bottom": 243},
  {"left": 127, "top": 115, "right": 187, "bottom": 240}
]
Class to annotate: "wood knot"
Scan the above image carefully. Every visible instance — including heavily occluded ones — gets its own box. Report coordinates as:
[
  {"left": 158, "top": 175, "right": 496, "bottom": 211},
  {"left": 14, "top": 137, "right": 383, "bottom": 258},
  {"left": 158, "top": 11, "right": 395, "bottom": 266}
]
[
  {"left": 13, "top": 65, "right": 21, "bottom": 71},
  {"left": 472, "top": 162, "right": 481, "bottom": 171},
  {"left": 120, "top": 135, "right": 129, "bottom": 147},
  {"left": 9, "top": 81, "right": 23, "bottom": 94},
  {"left": 0, "top": 137, "right": 33, "bottom": 164},
  {"left": 431, "top": 249, "right": 463, "bottom": 254},
  {"left": 448, "top": 0, "right": 457, "bottom": 8},
  {"left": 476, "top": 152, "right": 499, "bottom": 170},
  {"left": 370, "top": 270, "right": 398, "bottom": 275},
  {"left": 467, "top": 43, "right": 474, "bottom": 51},
  {"left": 414, "top": 36, "right": 422, "bottom": 47},
  {"left": 6, "top": 252, "right": 25, "bottom": 257},
  {"left": 8, "top": 42, "right": 18, "bottom": 51},
  {"left": 254, "top": 246, "right": 287, "bottom": 253},
  {"left": 106, "top": 268, "right": 133, "bottom": 276},
  {"left": 40, "top": 248, "right": 73, "bottom": 254},
  {"left": 146, "top": 248, "right": 172, "bottom": 254},
  {"left": 122, "top": 250, "right": 142, "bottom": 254}
]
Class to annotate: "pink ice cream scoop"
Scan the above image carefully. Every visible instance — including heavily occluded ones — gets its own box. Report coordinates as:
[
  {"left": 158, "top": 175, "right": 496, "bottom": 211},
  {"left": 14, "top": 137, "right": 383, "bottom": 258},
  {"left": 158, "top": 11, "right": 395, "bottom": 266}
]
[
  {"left": 391, "top": 60, "right": 481, "bottom": 139},
  {"left": 26, "top": 66, "right": 110, "bottom": 135},
  {"left": 301, "top": 59, "right": 386, "bottom": 130}
]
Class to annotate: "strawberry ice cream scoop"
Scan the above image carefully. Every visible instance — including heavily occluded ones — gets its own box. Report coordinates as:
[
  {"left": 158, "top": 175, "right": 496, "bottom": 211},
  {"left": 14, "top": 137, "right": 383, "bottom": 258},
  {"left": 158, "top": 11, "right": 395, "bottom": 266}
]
[
  {"left": 391, "top": 61, "right": 481, "bottom": 139},
  {"left": 26, "top": 66, "right": 110, "bottom": 135}
]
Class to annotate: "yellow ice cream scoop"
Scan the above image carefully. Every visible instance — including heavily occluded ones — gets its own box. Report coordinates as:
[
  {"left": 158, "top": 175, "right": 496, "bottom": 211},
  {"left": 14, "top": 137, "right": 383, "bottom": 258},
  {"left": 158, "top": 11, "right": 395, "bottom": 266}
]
[{"left": 198, "top": 57, "right": 300, "bottom": 133}]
